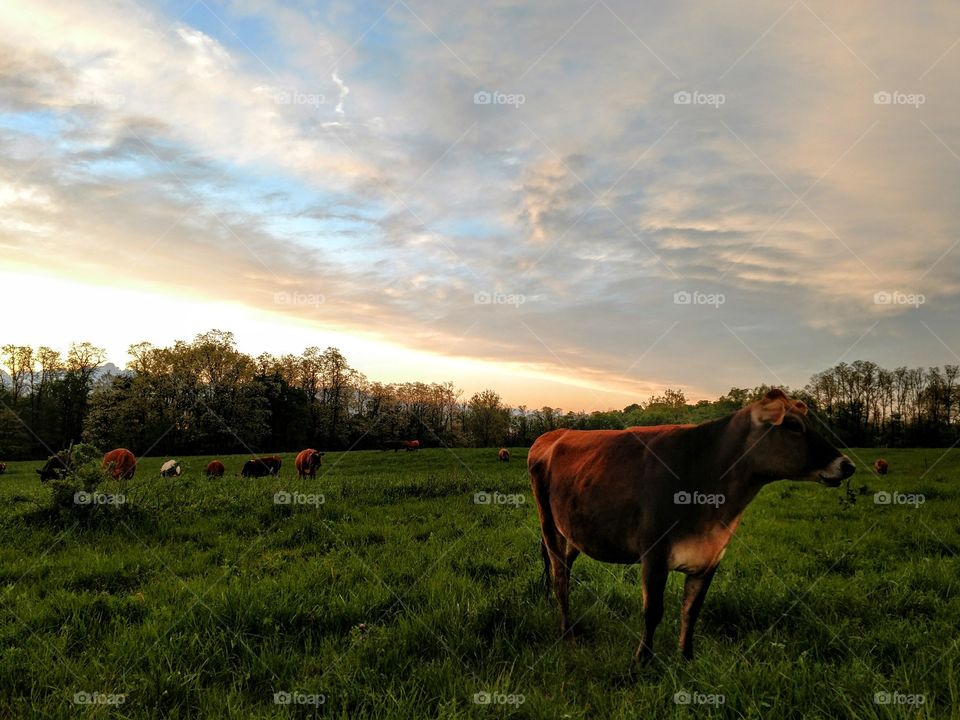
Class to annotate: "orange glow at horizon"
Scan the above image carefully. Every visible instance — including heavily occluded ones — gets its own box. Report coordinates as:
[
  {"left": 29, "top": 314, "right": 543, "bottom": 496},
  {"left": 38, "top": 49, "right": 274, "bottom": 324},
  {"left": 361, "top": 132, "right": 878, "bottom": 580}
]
[{"left": 1, "top": 269, "right": 683, "bottom": 412}]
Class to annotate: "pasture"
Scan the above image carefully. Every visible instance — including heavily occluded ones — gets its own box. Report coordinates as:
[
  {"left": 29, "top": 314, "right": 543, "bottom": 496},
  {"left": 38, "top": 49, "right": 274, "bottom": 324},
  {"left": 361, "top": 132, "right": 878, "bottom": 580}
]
[{"left": 0, "top": 447, "right": 957, "bottom": 718}]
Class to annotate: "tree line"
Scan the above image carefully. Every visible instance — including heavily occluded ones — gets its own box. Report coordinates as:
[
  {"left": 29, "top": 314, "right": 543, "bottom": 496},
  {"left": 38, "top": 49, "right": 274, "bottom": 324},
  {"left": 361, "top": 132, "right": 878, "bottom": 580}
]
[{"left": 1, "top": 332, "right": 957, "bottom": 459}]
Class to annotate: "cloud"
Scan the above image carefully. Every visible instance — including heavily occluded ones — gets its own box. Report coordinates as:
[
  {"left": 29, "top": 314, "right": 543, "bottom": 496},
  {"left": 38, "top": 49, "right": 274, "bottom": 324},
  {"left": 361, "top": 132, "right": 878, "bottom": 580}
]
[{"left": 2, "top": 0, "right": 960, "bottom": 406}]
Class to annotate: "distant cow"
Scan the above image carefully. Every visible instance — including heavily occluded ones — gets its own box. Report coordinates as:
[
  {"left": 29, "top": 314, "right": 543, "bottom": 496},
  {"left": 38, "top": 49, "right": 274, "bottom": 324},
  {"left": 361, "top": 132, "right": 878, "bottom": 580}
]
[
  {"left": 0, "top": 463, "right": 6, "bottom": 474},
  {"left": 206, "top": 460, "right": 225, "bottom": 478},
  {"left": 530, "top": 388, "right": 855, "bottom": 662},
  {"left": 160, "top": 459, "right": 182, "bottom": 477},
  {"left": 295, "top": 449, "right": 324, "bottom": 479},
  {"left": 36, "top": 452, "right": 72, "bottom": 482},
  {"left": 241, "top": 455, "right": 281, "bottom": 478},
  {"left": 498, "top": 448, "right": 510, "bottom": 462},
  {"left": 874, "top": 458, "right": 889, "bottom": 475},
  {"left": 381, "top": 440, "right": 419, "bottom": 452},
  {"left": 103, "top": 449, "right": 137, "bottom": 480}
]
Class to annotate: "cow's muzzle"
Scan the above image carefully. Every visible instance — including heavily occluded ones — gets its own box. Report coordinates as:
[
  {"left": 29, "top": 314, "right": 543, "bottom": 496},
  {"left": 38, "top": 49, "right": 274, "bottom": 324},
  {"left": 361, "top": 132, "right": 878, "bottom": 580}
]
[{"left": 818, "top": 456, "right": 855, "bottom": 486}]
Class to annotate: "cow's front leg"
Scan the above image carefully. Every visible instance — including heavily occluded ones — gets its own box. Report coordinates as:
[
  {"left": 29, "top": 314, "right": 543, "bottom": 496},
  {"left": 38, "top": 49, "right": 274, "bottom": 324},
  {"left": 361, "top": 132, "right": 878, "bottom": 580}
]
[
  {"left": 678, "top": 565, "right": 717, "bottom": 660},
  {"left": 635, "top": 557, "right": 668, "bottom": 663}
]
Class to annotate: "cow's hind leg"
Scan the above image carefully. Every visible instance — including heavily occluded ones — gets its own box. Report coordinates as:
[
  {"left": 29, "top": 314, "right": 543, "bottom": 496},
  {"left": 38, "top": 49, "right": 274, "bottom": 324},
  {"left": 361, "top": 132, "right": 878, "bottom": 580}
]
[
  {"left": 635, "top": 557, "right": 668, "bottom": 664},
  {"left": 557, "top": 545, "right": 580, "bottom": 638}
]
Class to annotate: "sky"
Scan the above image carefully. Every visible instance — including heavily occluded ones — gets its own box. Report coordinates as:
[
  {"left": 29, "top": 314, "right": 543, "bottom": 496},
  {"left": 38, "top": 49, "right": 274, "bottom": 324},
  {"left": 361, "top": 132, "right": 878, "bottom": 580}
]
[{"left": 1, "top": 1, "right": 959, "bottom": 411}]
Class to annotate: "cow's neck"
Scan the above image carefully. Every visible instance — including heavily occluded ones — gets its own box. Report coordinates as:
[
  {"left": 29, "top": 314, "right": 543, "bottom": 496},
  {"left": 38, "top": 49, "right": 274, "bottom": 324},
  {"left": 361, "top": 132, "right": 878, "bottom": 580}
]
[{"left": 686, "top": 411, "right": 768, "bottom": 526}]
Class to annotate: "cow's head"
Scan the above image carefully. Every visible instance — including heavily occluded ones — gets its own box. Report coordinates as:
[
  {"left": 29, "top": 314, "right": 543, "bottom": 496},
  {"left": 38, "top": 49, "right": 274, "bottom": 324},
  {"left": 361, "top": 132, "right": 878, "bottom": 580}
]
[{"left": 746, "top": 389, "right": 855, "bottom": 486}]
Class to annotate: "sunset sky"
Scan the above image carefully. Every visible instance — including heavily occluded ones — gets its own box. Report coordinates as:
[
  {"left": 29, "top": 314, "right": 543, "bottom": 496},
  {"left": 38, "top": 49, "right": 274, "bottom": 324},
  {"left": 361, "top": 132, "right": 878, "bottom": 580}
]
[{"left": 2, "top": 1, "right": 959, "bottom": 410}]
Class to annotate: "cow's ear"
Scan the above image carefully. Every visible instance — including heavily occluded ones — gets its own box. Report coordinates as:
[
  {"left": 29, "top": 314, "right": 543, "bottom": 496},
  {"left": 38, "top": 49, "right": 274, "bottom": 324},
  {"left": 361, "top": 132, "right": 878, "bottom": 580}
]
[
  {"left": 792, "top": 400, "right": 808, "bottom": 415},
  {"left": 752, "top": 397, "right": 787, "bottom": 426}
]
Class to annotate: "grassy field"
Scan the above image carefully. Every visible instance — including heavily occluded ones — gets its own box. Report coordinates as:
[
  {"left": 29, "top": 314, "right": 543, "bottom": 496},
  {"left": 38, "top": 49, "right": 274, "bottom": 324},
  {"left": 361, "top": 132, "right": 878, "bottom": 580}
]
[{"left": 0, "top": 446, "right": 958, "bottom": 718}]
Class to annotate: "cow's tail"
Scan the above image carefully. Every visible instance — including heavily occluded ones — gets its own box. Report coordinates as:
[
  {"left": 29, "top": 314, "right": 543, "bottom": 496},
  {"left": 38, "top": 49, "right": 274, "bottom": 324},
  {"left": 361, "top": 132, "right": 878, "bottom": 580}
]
[
  {"left": 529, "top": 442, "right": 556, "bottom": 601},
  {"left": 539, "top": 537, "right": 551, "bottom": 599}
]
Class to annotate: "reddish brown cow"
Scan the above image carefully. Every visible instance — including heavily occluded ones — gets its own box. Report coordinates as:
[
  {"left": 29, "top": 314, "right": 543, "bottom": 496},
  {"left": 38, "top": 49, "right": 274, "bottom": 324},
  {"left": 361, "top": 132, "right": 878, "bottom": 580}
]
[
  {"left": 103, "top": 448, "right": 137, "bottom": 480},
  {"left": 206, "top": 460, "right": 225, "bottom": 478},
  {"left": 874, "top": 458, "right": 889, "bottom": 475},
  {"left": 498, "top": 448, "right": 510, "bottom": 462},
  {"left": 295, "top": 449, "right": 325, "bottom": 479},
  {"left": 529, "top": 389, "right": 854, "bottom": 662}
]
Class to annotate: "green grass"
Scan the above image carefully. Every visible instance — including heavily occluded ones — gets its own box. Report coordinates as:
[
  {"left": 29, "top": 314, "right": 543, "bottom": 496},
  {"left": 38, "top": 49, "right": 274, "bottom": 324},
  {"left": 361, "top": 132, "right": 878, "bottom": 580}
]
[{"left": 0, "top": 447, "right": 958, "bottom": 718}]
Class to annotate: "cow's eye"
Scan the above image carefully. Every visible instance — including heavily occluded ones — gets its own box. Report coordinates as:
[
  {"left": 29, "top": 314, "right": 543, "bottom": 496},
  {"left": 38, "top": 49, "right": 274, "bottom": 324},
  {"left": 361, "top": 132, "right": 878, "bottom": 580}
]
[{"left": 783, "top": 417, "right": 804, "bottom": 433}]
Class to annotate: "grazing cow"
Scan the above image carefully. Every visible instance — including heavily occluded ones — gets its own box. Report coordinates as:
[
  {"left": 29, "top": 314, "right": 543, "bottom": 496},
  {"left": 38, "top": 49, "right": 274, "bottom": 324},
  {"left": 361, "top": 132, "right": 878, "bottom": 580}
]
[
  {"left": 206, "top": 460, "right": 225, "bottom": 478},
  {"left": 241, "top": 455, "right": 281, "bottom": 478},
  {"left": 295, "top": 449, "right": 324, "bottom": 479},
  {"left": 529, "top": 389, "right": 855, "bottom": 662},
  {"left": 0, "top": 463, "right": 6, "bottom": 474},
  {"left": 381, "top": 440, "right": 419, "bottom": 452},
  {"left": 874, "top": 458, "right": 889, "bottom": 475},
  {"left": 103, "top": 449, "right": 137, "bottom": 480},
  {"left": 498, "top": 448, "right": 510, "bottom": 462},
  {"left": 36, "top": 452, "right": 72, "bottom": 482},
  {"left": 160, "top": 459, "right": 182, "bottom": 477}
]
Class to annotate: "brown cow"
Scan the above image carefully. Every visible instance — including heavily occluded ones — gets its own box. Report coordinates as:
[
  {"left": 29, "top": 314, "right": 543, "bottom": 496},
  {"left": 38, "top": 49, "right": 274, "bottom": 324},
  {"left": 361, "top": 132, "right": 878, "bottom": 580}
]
[
  {"left": 295, "top": 449, "right": 324, "bottom": 479},
  {"left": 382, "top": 440, "right": 419, "bottom": 452},
  {"left": 206, "top": 460, "right": 225, "bottom": 478},
  {"left": 529, "top": 389, "right": 854, "bottom": 662},
  {"left": 498, "top": 448, "right": 510, "bottom": 462},
  {"left": 103, "top": 448, "right": 136, "bottom": 480},
  {"left": 874, "top": 458, "right": 888, "bottom": 475},
  {"left": 0, "top": 462, "right": 6, "bottom": 474}
]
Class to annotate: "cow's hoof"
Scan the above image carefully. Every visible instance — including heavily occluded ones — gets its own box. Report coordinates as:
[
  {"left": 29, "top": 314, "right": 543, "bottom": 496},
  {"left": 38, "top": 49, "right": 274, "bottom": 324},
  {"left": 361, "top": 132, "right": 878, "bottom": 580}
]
[{"left": 634, "top": 648, "right": 655, "bottom": 665}]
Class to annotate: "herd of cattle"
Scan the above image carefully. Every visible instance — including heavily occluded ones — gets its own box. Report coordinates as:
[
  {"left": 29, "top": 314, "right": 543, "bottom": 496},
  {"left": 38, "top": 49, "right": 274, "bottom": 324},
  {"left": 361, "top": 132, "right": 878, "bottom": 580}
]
[
  {"left": 31, "top": 447, "right": 330, "bottom": 482},
  {"left": 1, "top": 390, "right": 905, "bottom": 665},
  {"left": 18, "top": 443, "right": 515, "bottom": 482},
  {"left": 0, "top": 445, "right": 884, "bottom": 481}
]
